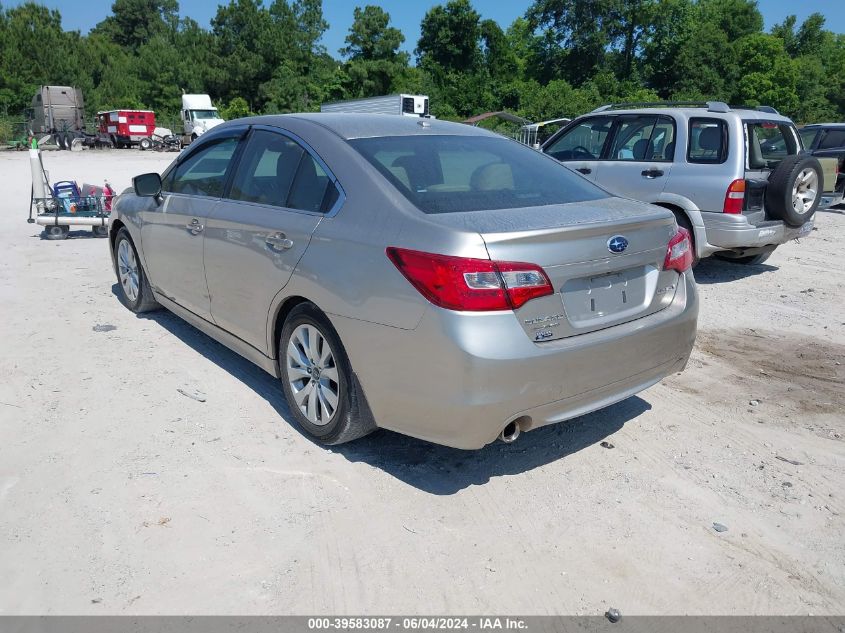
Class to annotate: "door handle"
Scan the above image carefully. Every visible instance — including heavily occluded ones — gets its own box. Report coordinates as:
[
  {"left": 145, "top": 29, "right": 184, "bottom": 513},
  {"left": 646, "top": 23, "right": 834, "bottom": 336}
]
[
  {"left": 265, "top": 232, "right": 294, "bottom": 250},
  {"left": 641, "top": 169, "right": 664, "bottom": 179},
  {"left": 576, "top": 167, "right": 592, "bottom": 175},
  {"left": 185, "top": 218, "right": 204, "bottom": 234}
]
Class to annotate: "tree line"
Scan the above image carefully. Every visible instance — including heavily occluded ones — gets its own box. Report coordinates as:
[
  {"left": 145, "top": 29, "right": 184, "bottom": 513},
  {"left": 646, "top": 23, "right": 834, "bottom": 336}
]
[{"left": 0, "top": 0, "right": 843, "bottom": 130}]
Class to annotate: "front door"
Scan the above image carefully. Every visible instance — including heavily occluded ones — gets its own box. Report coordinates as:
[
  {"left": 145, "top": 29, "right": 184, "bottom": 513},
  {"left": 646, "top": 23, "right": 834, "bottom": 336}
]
[
  {"left": 593, "top": 114, "right": 676, "bottom": 203},
  {"left": 204, "top": 128, "right": 342, "bottom": 351},
  {"left": 543, "top": 116, "right": 615, "bottom": 182},
  {"left": 140, "top": 133, "right": 242, "bottom": 320}
]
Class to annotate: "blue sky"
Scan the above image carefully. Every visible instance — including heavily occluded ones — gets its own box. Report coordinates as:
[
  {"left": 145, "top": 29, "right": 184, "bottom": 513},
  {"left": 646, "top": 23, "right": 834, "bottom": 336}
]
[{"left": 8, "top": 0, "right": 844, "bottom": 58}]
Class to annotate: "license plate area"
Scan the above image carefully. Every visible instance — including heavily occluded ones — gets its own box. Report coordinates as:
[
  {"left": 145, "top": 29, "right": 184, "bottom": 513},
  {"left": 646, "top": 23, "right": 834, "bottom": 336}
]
[{"left": 560, "top": 265, "right": 658, "bottom": 328}]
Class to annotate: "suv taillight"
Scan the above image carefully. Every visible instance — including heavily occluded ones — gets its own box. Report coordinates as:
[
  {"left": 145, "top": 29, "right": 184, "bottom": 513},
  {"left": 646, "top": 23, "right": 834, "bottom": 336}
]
[
  {"left": 723, "top": 179, "right": 746, "bottom": 214},
  {"left": 386, "top": 247, "right": 553, "bottom": 311},
  {"left": 664, "top": 228, "right": 693, "bottom": 273}
]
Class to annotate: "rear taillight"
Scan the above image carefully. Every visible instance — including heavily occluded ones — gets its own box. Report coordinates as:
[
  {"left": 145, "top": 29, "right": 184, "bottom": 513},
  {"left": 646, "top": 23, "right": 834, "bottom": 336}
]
[
  {"left": 664, "top": 227, "right": 693, "bottom": 273},
  {"left": 386, "top": 247, "right": 553, "bottom": 311},
  {"left": 723, "top": 179, "right": 746, "bottom": 214}
]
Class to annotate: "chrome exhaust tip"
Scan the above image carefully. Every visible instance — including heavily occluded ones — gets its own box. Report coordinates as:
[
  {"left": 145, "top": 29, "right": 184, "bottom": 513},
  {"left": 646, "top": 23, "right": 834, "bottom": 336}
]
[{"left": 499, "top": 421, "right": 521, "bottom": 443}]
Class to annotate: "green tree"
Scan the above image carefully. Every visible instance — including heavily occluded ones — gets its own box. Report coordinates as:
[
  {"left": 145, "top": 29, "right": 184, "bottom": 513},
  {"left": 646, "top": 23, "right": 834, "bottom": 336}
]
[
  {"left": 340, "top": 5, "right": 408, "bottom": 97},
  {"left": 525, "top": 0, "right": 616, "bottom": 84},
  {"left": 92, "top": 0, "right": 178, "bottom": 51},
  {"left": 417, "top": 0, "right": 482, "bottom": 73}
]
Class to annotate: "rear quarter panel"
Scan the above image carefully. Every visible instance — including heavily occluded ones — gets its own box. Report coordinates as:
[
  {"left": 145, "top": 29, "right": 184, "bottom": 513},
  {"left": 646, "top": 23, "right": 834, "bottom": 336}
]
[{"left": 265, "top": 120, "right": 490, "bottom": 351}]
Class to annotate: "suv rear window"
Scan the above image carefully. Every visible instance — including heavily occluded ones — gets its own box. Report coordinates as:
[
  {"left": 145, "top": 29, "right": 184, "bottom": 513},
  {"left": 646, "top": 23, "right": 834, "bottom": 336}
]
[
  {"left": 350, "top": 135, "right": 607, "bottom": 214},
  {"left": 746, "top": 121, "right": 799, "bottom": 169},
  {"left": 688, "top": 118, "right": 727, "bottom": 164}
]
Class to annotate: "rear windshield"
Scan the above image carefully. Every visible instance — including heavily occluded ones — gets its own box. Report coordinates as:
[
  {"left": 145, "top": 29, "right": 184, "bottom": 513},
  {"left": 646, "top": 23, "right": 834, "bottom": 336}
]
[
  {"left": 746, "top": 121, "right": 799, "bottom": 169},
  {"left": 349, "top": 135, "right": 608, "bottom": 214}
]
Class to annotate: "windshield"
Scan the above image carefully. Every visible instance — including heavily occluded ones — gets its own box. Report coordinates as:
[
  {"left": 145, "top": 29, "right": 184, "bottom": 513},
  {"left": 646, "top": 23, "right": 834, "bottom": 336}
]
[
  {"left": 350, "top": 135, "right": 608, "bottom": 214},
  {"left": 191, "top": 110, "right": 220, "bottom": 120}
]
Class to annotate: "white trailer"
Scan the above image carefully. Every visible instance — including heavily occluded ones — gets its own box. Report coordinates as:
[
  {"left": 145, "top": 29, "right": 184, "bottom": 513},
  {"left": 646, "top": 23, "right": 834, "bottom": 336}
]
[
  {"left": 321, "top": 94, "right": 430, "bottom": 117},
  {"left": 181, "top": 94, "right": 225, "bottom": 146}
]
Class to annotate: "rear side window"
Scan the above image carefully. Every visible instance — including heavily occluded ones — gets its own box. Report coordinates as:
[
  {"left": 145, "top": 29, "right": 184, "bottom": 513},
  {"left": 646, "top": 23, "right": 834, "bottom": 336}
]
[
  {"left": 287, "top": 154, "right": 339, "bottom": 213},
  {"left": 544, "top": 116, "right": 613, "bottom": 160},
  {"left": 688, "top": 118, "right": 727, "bottom": 164},
  {"left": 819, "top": 129, "right": 845, "bottom": 150},
  {"left": 227, "top": 129, "right": 340, "bottom": 213},
  {"left": 350, "top": 135, "right": 608, "bottom": 214},
  {"left": 169, "top": 137, "right": 240, "bottom": 197},
  {"left": 229, "top": 130, "right": 304, "bottom": 207},
  {"left": 608, "top": 115, "right": 676, "bottom": 162}
]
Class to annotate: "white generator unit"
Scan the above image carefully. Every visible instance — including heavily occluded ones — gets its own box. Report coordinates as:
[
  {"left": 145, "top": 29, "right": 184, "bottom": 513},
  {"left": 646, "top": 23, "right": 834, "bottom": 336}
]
[{"left": 321, "top": 94, "right": 430, "bottom": 117}]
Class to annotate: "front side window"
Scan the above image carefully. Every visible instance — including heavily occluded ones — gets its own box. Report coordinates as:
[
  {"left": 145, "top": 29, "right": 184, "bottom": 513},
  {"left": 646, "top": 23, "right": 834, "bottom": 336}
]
[
  {"left": 688, "top": 118, "right": 728, "bottom": 164},
  {"left": 168, "top": 136, "right": 240, "bottom": 197},
  {"left": 544, "top": 117, "right": 613, "bottom": 161},
  {"left": 351, "top": 135, "right": 608, "bottom": 214}
]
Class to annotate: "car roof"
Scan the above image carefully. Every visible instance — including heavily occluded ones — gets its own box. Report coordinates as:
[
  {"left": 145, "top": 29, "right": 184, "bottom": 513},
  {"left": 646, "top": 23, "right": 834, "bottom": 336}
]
[{"left": 233, "top": 113, "right": 494, "bottom": 140}]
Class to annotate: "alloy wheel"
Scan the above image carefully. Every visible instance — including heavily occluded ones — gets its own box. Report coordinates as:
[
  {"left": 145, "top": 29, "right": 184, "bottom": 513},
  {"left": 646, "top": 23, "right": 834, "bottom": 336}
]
[
  {"left": 285, "top": 324, "right": 340, "bottom": 426},
  {"left": 117, "top": 239, "right": 140, "bottom": 303},
  {"left": 792, "top": 168, "right": 819, "bottom": 215}
]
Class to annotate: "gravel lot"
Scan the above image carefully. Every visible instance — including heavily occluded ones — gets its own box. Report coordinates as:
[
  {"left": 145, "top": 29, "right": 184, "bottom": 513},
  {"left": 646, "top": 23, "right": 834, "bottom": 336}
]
[{"left": 1, "top": 148, "right": 843, "bottom": 615}]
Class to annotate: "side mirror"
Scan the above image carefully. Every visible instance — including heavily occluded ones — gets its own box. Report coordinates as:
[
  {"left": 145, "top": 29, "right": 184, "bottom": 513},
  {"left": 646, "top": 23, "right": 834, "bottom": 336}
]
[{"left": 133, "top": 172, "right": 162, "bottom": 198}]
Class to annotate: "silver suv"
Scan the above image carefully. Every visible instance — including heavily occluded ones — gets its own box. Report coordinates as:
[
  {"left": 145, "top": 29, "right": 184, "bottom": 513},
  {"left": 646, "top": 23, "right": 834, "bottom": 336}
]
[{"left": 542, "top": 102, "right": 820, "bottom": 265}]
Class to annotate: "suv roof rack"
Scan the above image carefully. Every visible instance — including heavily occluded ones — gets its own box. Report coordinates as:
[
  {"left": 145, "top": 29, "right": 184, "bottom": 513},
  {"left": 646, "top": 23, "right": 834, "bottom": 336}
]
[
  {"left": 591, "top": 101, "right": 731, "bottom": 113},
  {"left": 731, "top": 104, "right": 781, "bottom": 115},
  {"left": 590, "top": 101, "right": 780, "bottom": 115}
]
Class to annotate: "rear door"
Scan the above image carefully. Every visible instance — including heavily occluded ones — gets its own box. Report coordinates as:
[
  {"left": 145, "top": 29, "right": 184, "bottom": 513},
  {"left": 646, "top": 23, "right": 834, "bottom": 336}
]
[
  {"left": 140, "top": 131, "right": 243, "bottom": 320},
  {"left": 204, "top": 127, "right": 342, "bottom": 351},
  {"left": 543, "top": 116, "right": 614, "bottom": 182},
  {"left": 593, "top": 114, "right": 675, "bottom": 202}
]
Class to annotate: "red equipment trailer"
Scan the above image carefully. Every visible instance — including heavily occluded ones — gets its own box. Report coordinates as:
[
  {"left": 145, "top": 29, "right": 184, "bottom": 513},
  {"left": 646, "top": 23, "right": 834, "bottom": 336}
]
[{"left": 96, "top": 110, "right": 156, "bottom": 148}]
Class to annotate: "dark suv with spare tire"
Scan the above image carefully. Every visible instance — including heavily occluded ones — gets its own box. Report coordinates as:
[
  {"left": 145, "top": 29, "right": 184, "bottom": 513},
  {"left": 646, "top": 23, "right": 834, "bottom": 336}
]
[{"left": 542, "top": 101, "right": 821, "bottom": 265}]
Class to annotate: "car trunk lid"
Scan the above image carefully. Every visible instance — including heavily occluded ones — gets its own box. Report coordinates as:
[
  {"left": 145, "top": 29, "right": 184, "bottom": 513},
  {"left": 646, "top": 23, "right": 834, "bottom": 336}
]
[{"left": 431, "top": 197, "right": 681, "bottom": 340}]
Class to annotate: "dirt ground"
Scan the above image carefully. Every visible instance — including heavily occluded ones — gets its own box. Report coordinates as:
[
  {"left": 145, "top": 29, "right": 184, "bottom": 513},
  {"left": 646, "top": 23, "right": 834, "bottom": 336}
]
[{"left": 0, "top": 148, "right": 843, "bottom": 616}]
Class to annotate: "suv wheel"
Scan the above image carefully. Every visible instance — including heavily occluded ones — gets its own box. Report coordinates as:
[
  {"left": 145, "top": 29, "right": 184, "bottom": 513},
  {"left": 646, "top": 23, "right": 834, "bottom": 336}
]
[{"left": 766, "top": 155, "right": 822, "bottom": 227}]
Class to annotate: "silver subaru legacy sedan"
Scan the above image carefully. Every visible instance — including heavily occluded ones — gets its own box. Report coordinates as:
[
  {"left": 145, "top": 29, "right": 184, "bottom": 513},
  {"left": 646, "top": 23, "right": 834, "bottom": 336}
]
[{"left": 110, "top": 114, "right": 698, "bottom": 449}]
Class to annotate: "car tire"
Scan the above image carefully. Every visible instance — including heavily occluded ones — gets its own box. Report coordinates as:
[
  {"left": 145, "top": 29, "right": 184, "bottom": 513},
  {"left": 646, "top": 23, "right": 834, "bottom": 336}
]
[
  {"left": 44, "top": 225, "right": 69, "bottom": 240},
  {"left": 139, "top": 137, "right": 152, "bottom": 151},
  {"left": 715, "top": 245, "right": 776, "bottom": 265},
  {"left": 279, "top": 303, "right": 375, "bottom": 445},
  {"left": 92, "top": 225, "right": 108, "bottom": 237},
  {"left": 113, "top": 228, "right": 160, "bottom": 313},
  {"left": 766, "top": 155, "right": 822, "bottom": 227}
]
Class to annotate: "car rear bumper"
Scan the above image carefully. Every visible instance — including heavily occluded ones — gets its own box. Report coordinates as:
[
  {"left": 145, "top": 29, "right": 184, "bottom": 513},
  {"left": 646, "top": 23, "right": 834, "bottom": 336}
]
[
  {"left": 700, "top": 211, "right": 813, "bottom": 255},
  {"left": 332, "top": 272, "right": 698, "bottom": 449}
]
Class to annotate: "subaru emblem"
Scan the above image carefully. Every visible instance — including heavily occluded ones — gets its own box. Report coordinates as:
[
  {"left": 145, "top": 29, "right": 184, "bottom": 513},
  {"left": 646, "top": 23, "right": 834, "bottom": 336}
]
[{"left": 607, "top": 235, "right": 629, "bottom": 254}]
